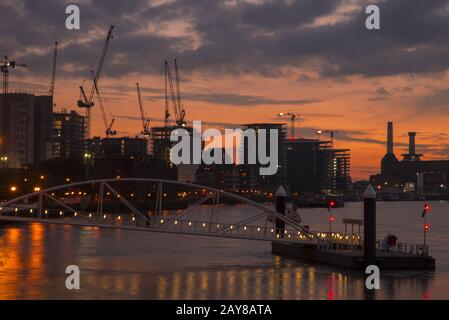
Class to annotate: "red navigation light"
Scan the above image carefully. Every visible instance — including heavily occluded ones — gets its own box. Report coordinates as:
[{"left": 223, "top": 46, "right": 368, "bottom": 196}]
[
  {"left": 424, "top": 224, "right": 430, "bottom": 232},
  {"left": 330, "top": 215, "right": 335, "bottom": 222},
  {"left": 329, "top": 200, "right": 336, "bottom": 208},
  {"left": 424, "top": 204, "right": 431, "bottom": 212}
]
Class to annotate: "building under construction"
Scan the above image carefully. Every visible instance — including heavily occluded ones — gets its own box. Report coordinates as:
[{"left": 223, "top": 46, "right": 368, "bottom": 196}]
[
  {"left": 370, "top": 122, "right": 449, "bottom": 197},
  {"left": 238, "top": 123, "right": 288, "bottom": 192},
  {"left": 151, "top": 126, "right": 178, "bottom": 162},
  {"left": 286, "top": 138, "right": 351, "bottom": 194}
]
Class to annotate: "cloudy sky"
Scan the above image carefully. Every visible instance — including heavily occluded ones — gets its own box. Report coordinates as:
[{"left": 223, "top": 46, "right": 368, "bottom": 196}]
[{"left": 2, "top": 0, "right": 449, "bottom": 180}]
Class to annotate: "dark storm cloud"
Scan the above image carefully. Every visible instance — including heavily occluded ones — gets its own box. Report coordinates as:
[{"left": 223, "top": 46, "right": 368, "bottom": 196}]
[
  {"left": 185, "top": 93, "right": 321, "bottom": 106},
  {"left": 367, "top": 86, "right": 390, "bottom": 101},
  {"left": 2, "top": 0, "right": 449, "bottom": 80},
  {"left": 419, "top": 88, "right": 449, "bottom": 113},
  {"left": 376, "top": 87, "right": 389, "bottom": 96},
  {"left": 240, "top": 0, "right": 344, "bottom": 29},
  {"left": 112, "top": 114, "right": 244, "bottom": 128},
  {"left": 139, "top": 92, "right": 321, "bottom": 106}
]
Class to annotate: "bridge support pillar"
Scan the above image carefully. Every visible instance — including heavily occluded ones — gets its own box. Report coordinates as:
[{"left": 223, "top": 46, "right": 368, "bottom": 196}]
[
  {"left": 363, "top": 185, "right": 377, "bottom": 266},
  {"left": 37, "top": 193, "right": 43, "bottom": 218},
  {"left": 275, "top": 186, "right": 286, "bottom": 238}
]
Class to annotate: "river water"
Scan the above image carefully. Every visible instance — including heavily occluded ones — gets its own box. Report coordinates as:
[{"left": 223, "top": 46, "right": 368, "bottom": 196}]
[{"left": 0, "top": 201, "right": 447, "bottom": 300}]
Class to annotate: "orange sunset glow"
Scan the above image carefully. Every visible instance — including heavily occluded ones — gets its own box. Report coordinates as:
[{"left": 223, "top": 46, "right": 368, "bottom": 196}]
[{"left": 3, "top": 0, "right": 449, "bottom": 180}]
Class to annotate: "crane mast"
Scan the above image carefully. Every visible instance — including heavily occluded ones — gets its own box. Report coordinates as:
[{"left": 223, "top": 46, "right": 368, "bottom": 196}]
[
  {"left": 91, "top": 70, "right": 116, "bottom": 137},
  {"left": 317, "top": 130, "right": 338, "bottom": 148},
  {"left": 174, "top": 59, "right": 186, "bottom": 126},
  {"left": 164, "top": 62, "right": 171, "bottom": 127},
  {"left": 164, "top": 60, "right": 186, "bottom": 127},
  {"left": 1, "top": 55, "right": 26, "bottom": 95},
  {"left": 165, "top": 60, "right": 180, "bottom": 125},
  {"left": 136, "top": 82, "right": 150, "bottom": 137},
  {"left": 78, "top": 25, "right": 114, "bottom": 139},
  {"left": 277, "top": 112, "right": 343, "bottom": 139},
  {"left": 49, "top": 41, "right": 58, "bottom": 97}
]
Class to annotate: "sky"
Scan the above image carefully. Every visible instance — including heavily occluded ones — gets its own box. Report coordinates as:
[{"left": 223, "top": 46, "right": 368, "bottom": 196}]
[{"left": 2, "top": 0, "right": 449, "bottom": 180}]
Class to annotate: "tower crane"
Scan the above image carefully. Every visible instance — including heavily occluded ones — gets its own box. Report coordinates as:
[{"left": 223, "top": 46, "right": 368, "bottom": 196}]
[
  {"left": 1, "top": 55, "right": 26, "bottom": 95},
  {"left": 91, "top": 70, "right": 116, "bottom": 137},
  {"left": 49, "top": 42, "right": 58, "bottom": 97},
  {"left": 78, "top": 25, "right": 114, "bottom": 139},
  {"left": 164, "top": 62, "right": 171, "bottom": 127},
  {"left": 317, "top": 130, "right": 339, "bottom": 148},
  {"left": 136, "top": 82, "right": 150, "bottom": 137},
  {"left": 277, "top": 112, "right": 343, "bottom": 139},
  {"left": 174, "top": 59, "right": 186, "bottom": 126},
  {"left": 164, "top": 60, "right": 186, "bottom": 127}
]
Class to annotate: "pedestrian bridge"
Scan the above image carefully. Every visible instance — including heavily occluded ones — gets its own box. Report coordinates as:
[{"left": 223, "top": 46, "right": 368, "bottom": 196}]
[{"left": 0, "top": 178, "right": 360, "bottom": 246}]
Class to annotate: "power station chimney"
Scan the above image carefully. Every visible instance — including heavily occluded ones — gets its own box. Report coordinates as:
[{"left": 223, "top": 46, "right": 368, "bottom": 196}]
[
  {"left": 402, "top": 131, "right": 422, "bottom": 161},
  {"left": 387, "top": 122, "right": 394, "bottom": 154},
  {"left": 408, "top": 132, "right": 416, "bottom": 155}
]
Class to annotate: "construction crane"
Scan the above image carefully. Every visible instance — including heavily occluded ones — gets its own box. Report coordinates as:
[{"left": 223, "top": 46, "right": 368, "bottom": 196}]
[
  {"left": 317, "top": 130, "right": 339, "bottom": 148},
  {"left": 174, "top": 59, "right": 186, "bottom": 126},
  {"left": 91, "top": 70, "right": 116, "bottom": 137},
  {"left": 136, "top": 82, "right": 150, "bottom": 137},
  {"left": 1, "top": 55, "right": 26, "bottom": 95},
  {"left": 78, "top": 25, "right": 114, "bottom": 139},
  {"left": 164, "top": 62, "right": 171, "bottom": 127},
  {"left": 49, "top": 42, "right": 58, "bottom": 97},
  {"left": 164, "top": 60, "right": 186, "bottom": 127},
  {"left": 277, "top": 112, "right": 343, "bottom": 139}
]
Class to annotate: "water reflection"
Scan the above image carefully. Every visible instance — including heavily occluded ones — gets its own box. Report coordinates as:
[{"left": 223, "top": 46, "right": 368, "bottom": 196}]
[
  {"left": 0, "top": 220, "right": 442, "bottom": 300},
  {"left": 150, "top": 263, "right": 435, "bottom": 300}
]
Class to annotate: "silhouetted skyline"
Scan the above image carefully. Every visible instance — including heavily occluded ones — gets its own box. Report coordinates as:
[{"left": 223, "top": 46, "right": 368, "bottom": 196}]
[{"left": 2, "top": 0, "right": 449, "bottom": 179}]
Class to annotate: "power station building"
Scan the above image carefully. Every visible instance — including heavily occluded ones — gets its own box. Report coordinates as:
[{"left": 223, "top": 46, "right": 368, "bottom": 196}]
[{"left": 370, "top": 122, "right": 449, "bottom": 197}]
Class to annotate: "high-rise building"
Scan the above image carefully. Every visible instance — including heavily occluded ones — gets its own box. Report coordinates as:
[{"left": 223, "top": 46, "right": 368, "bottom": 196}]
[
  {"left": 0, "top": 93, "right": 53, "bottom": 168},
  {"left": 34, "top": 95, "right": 53, "bottom": 163},
  {"left": 286, "top": 138, "right": 351, "bottom": 194},
  {"left": 332, "top": 148, "right": 351, "bottom": 191},
  {"left": 286, "top": 139, "right": 331, "bottom": 193},
  {"left": 239, "top": 123, "right": 287, "bottom": 192},
  {"left": 195, "top": 148, "right": 238, "bottom": 190},
  {"left": 151, "top": 126, "right": 176, "bottom": 162},
  {"left": 151, "top": 125, "right": 198, "bottom": 183},
  {"left": 52, "top": 109, "right": 86, "bottom": 159},
  {"left": 85, "top": 136, "right": 148, "bottom": 159}
]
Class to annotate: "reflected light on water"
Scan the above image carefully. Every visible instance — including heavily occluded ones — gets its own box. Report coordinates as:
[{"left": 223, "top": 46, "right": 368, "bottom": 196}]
[
  {"left": 0, "top": 204, "right": 443, "bottom": 300},
  {"left": 150, "top": 266, "right": 358, "bottom": 299}
]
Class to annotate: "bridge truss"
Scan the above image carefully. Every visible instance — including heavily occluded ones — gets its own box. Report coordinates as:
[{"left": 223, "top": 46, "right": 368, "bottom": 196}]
[{"left": 0, "top": 178, "right": 333, "bottom": 244}]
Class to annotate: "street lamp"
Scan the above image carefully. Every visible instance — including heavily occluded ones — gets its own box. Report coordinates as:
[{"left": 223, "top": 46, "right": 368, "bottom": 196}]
[
  {"left": 0, "top": 156, "right": 7, "bottom": 168},
  {"left": 328, "top": 199, "right": 336, "bottom": 235},
  {"left": 422, "top": 203, "right": 431, "bottom": 255}
]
